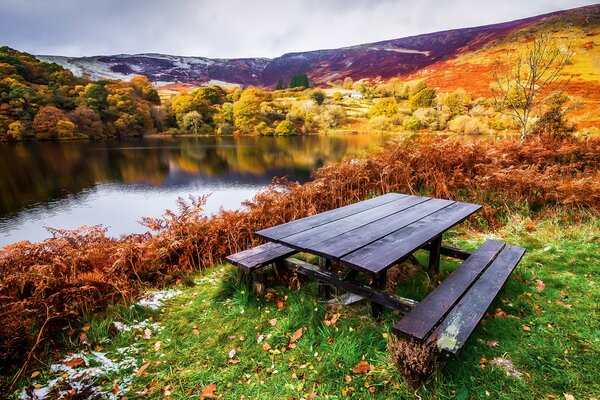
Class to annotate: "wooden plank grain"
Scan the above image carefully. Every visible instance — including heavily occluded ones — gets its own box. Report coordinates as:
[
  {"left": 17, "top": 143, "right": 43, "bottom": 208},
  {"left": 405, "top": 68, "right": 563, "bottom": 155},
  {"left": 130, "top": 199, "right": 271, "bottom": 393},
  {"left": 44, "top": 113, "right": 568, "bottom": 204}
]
[
  {"left": 394, "top": 240, "right": 506, "bottom": 340},
  {"left": 225, "top": 242, "right": 297, "bottom": 270},
  {"left": 307, "top": 198, "right": 454, "bottom": 260},
  {"left": 340, "top": 202, "right": 481, "bottom": 274},
  {"left": 255, "top": 193, "right": 405, "bottom": 241},
  {"left": 433, "top": 245, "right": 526, "bottom": 353},
  {"left": 279, "top": 195, "right": 430, "bottom": 251}
]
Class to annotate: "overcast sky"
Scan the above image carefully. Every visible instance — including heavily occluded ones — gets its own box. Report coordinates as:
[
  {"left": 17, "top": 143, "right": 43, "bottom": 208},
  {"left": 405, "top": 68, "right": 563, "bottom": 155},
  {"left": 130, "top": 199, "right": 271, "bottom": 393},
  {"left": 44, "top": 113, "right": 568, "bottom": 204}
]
[{"left": 0, "top": 0, "right": 597, "bottom": 58}]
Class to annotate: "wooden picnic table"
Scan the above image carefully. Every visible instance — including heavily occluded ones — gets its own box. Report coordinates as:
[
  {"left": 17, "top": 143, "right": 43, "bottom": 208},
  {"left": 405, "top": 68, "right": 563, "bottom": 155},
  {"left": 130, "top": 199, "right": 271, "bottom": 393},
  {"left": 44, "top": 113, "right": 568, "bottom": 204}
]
[
  {"left": 254, "top": 193, "right": 481, "bottom": 315},
  {"left": 226, "top": 192, "right": 525, "bottom": 354}
]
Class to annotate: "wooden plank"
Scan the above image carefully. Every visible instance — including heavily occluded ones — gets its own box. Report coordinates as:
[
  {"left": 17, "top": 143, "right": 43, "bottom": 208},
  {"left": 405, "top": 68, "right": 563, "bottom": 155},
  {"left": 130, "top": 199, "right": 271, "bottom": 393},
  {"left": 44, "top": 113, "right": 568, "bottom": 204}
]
[
  {"left": 340, "top": 202, "right": 481, "bottom": 275},
  {"left": 255, "top": 193, "right": 405, "bottom": 241},
  {"left": 283, "top": 257, "right": 418, "bottom": 314},
  {"left": 394, "top": 240, "right": 506, "bottom": 340},
  {"left": 432, "top": 245, "right": 526, "bottom": 353},
  {"left": 225, "top": 242, "right": 297, "bottom": 270},
  {"left": 279, "top": 195, "right": 430, "bottom": 250},
  {"left": 307, "top": 198, "right": 454, "bottom": 260},
  {"left": 427, "top": 235, "right": 442, "bottom": 274}
]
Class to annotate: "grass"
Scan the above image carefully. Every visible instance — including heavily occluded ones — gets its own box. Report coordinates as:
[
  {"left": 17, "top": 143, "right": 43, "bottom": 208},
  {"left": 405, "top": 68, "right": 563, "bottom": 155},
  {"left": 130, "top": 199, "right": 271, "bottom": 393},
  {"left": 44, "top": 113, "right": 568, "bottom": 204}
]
[{"left": 10, "top": 213, "right": 599, "bottom": 399}]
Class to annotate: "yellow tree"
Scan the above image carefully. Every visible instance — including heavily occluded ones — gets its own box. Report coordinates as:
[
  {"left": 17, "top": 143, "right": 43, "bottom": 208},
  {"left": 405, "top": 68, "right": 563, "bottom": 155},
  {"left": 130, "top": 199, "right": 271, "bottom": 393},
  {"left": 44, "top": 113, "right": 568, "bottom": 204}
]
[{"left": 493, "top": 35, "right": 572, "bottom": 142}]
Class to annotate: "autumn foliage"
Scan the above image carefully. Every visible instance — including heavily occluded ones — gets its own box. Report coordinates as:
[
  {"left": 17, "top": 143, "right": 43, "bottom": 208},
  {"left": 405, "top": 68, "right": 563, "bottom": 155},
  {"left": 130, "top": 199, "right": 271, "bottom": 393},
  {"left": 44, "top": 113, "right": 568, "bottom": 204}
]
[{"left": 0, "top": 135, "right": 599, "bottom": 379}]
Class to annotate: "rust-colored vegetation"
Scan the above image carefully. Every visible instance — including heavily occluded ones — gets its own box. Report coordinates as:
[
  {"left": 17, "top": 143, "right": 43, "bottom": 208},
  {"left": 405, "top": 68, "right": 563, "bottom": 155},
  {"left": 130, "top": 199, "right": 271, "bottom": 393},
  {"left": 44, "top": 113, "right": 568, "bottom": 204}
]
[{"left": 1, "top": 135, "right": 599, "bottom": 380}]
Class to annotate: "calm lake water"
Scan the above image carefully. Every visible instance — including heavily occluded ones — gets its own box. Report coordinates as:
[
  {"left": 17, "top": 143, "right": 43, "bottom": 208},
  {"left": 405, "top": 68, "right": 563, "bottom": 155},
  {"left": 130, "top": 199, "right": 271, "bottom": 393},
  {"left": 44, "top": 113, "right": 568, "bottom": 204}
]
[{"left": 0, "top": 134, "right": 399, "bottom": 247}]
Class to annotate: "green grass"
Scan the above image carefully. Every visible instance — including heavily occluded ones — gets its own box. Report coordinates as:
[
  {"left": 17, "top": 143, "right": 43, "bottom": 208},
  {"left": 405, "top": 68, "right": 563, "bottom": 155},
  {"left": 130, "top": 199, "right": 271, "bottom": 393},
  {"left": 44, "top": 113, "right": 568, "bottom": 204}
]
[{"left": 11, "top": 214, "right": 600, "bottom": 399}]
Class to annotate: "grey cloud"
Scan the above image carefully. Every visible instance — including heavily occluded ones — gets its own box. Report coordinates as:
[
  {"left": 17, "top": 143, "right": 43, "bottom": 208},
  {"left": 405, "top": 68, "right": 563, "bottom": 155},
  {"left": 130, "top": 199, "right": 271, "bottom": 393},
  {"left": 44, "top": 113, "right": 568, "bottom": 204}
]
[{"left": 0, "top": 0, "right": 596, "bottom": 58}]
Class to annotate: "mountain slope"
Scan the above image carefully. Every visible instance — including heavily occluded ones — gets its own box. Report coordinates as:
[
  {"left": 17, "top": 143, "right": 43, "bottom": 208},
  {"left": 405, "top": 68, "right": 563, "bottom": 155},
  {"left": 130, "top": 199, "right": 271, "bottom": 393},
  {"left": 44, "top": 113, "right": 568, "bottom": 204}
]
[{"left": 38, "top": 4, "right": 599, "bottom": 95}]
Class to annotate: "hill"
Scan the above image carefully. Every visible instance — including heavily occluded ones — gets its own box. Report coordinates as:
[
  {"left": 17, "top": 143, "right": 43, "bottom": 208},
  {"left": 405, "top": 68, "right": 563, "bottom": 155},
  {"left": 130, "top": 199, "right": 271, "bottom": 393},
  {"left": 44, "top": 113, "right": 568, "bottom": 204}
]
[{"left": 38, "top": 5, "right": 599, "bottom": 93}]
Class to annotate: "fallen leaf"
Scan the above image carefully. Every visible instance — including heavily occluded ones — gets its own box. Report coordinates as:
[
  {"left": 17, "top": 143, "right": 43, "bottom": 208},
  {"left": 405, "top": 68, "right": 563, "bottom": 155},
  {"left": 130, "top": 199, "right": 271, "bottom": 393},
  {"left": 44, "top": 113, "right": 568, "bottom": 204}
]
[
  {"left": 136, "top": 362, "right": 150, "bottom": 376},
  {"left": 262, "top": 343, "right": 271, "bottom": 351},
  {"left": 307, "top": 392, "right": 317, "bottom": 400},
  {"left": 563, "top": 394, "right": 574, "bottom": 400},
  {"left": 536, "top": 279, "right": 545, "bottom": 291},
  {"left": 257, "top": 334, "right": 265, "bottom": 344},
  {"left": 192, "top": 328, "right": 200, "bottom": 335},
  {"left": 352, "top": 361, "right": 372, "bottom": 374},
  {"left": 494, "top": 308, "right": 508, "bottom": 318},
  {"left": 369, "top": 386, "right": 376, "bottom": 393},
  {"left": 324, "top": 313, "right": 340, "bottom": 327},
  {"left": 154, "top": 341, "right": 161, "bottom": 351},
  {"left": 277, "top": 301, "right": 285, "bottom": 310},
  {"left": 487, "top": 340, "right": 500, "bottom": 347},
  {"left": 200, "top": 384, "right": 221, "bottom": 399},
  {"left": 64, "top": 357, "right": 85, "bottom": 368},
  {"left": 143, "top": 328, "right": 152, "bottom": 339},
  {"left": 269, "top": 318, "right": 277, "bottom": 327},
  {"left": 522, "top": 325, "right": 531, "bottom": 332},
  {"left": 79, "top": 332, "right": 88, "bottom": 346},
  {"left": 30, "top": 371, "right": 40, "bottom": 378},
  {"left": 290, "top": 328, "right": 304, "bottom": 343},
  {"left": 113, "top": 382, "right": 120, "bottom": 395},
  {"left": 228, "top": 349, "right": 236, "bottom": 359},
  {"left": 344, "top": 375, "right": 352, "bottom": 382},
  {"left": 81, "top": 324, "right": 91, "bottom": 332}
]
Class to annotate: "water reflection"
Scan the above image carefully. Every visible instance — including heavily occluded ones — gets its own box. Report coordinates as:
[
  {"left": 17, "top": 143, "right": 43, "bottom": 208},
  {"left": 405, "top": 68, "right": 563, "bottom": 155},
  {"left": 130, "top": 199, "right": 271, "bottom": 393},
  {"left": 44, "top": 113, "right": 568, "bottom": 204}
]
[{"left": 0, "top": 133, "right": 397, "bottom": 246}]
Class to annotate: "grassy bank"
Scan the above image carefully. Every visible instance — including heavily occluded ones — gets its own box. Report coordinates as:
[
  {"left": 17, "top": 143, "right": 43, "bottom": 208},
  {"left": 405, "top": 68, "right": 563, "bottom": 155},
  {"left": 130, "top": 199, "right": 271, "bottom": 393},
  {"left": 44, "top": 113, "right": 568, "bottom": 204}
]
[{"left": 11, "top": 212, "right": 599, "bottom": 399}]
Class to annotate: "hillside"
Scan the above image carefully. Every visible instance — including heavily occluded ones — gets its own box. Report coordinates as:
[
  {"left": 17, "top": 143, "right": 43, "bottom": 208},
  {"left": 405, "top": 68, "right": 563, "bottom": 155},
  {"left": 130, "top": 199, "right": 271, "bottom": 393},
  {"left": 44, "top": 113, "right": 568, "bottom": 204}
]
[{"left": 38, "top": 5, "right": 599, "bottom": 94}]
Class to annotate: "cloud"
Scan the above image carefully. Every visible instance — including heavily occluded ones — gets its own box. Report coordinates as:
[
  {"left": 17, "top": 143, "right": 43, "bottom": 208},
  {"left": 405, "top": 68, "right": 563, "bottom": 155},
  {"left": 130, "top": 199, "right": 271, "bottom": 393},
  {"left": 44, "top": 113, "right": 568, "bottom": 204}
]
[{"left": 0, "top": 0, "right": 596, "bottom": 57}]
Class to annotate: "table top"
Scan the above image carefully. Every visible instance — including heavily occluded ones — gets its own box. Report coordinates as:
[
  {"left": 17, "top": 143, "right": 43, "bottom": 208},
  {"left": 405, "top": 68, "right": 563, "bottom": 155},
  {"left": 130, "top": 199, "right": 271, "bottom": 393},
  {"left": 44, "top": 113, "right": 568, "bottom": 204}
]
[{"left": 256, "top": 193, "right": 481, "bottom": 275}]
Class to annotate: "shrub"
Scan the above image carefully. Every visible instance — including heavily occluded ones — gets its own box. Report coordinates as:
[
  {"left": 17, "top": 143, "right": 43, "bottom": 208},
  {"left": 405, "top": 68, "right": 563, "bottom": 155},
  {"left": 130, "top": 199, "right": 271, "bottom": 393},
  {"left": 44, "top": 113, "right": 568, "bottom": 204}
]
[
  {"left": 274, "top": 120, "right": 297, "bottom": 136},
  {"left": 317, "top": 105, "right": 346, "bottom": 129},
  {"left": 332, "top": 92, "right": 343, "bottom": 101},
  {"left": 413, "top": 108, "right": 447, "bottom": 131},
  {"left": 369, "top": 115, "right": 392, "bottom": 131},
  {"left": 402, "top": 115, "right": 421, "bottom": 131},
  {"left": 370, "top": 97, "right": 399, "bottom": 118}
]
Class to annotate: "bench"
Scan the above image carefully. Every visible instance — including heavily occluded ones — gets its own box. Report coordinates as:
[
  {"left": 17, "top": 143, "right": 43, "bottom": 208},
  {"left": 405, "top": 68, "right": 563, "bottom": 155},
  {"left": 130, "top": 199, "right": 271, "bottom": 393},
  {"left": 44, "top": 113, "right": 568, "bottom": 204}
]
[
  {"left": 225, "top": 242, "right": 297, "bottom": 271},
  {"left": 394, "top": 240, "right": 525, "bottom": 353}
]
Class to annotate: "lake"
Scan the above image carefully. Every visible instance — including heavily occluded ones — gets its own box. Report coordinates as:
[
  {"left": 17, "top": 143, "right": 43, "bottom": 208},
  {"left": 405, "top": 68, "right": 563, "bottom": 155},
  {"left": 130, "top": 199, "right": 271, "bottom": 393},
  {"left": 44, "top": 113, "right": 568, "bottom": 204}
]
[{"left": 0, "top": 133, "right": 399, "bottom": 247}]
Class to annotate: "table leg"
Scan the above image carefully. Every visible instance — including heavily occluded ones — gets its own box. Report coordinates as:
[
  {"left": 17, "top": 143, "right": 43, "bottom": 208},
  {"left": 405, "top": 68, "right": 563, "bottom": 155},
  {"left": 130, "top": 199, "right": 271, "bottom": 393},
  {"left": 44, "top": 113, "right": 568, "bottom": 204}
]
[
  {"left": 318, "top": 257, "right": 332, "bottom": 301},
  {"left": 371, "top": 272, "right": 387, "bottom": 318},
  {"left": 428, "top": 235, "right": 442, "bottom": 275}
]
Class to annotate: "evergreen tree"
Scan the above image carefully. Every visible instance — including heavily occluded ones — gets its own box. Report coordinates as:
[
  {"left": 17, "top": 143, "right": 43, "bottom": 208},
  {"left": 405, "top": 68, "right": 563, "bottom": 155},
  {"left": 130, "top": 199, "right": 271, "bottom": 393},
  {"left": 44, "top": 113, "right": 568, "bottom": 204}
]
[{"left": 289, "top": 74, "right": 309, "bottom": 88}]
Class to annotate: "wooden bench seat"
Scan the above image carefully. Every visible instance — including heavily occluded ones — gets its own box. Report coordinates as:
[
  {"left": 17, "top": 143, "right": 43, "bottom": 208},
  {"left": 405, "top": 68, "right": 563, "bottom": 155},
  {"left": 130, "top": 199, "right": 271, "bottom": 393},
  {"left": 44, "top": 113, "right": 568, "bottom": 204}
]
[
  {"left": 394, "top": 240, "right": 525, "bottom": 353},
  {"left": 225, "top": 242, "right": 297, "bottom": 271}
]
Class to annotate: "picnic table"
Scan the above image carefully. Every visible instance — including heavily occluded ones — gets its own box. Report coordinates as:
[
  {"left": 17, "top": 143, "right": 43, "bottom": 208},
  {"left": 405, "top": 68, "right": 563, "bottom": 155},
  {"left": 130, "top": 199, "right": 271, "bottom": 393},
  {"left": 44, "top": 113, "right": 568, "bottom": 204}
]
[{"left": 226, "top": 193, "right": 525, "bottom": 354}]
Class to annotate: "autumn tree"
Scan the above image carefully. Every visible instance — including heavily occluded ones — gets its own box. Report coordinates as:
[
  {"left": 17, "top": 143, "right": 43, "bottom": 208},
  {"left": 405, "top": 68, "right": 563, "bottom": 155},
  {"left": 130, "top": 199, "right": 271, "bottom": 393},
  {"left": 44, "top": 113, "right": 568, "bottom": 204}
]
[
  {"left": 409, "top": 83, "right": 436, "bottom": 111},
  {"left": 182, "top": 111, "right": 203, "bottom": 134},
  {"left": 33, "top": 105, "right": 68, "bottom": 139},
  {"left": 370, "top": 97, "right": 399, "bottom": 118},
  {"left": 493, "top": 35, "right": 572, "bottom": 141},
  {"left": 68, "top": 105, "right": 103, "bottom": 139},
  {"left": 233, "top": 87, "right": 266, "bottom": 133}
]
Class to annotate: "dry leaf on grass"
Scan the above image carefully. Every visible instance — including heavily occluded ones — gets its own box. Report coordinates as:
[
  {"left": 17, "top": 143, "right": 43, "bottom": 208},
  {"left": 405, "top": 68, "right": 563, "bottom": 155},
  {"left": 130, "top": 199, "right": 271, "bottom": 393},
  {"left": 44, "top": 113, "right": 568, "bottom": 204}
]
[
  {"left": 200, "top": 384, "right": 221, "bottom": 399},
  {"left": 535, "top": 279, "right": 545, "bottom": 291},
  {"left": 352, "top": 361, "right": 372, "bottom": 374},
  {"left": 63, "top": 357, "right": 85, "bottom": 368},
  {"left": 290, "top": 327, "right": 304, "bottom": 343},
  {"left": 136, "top": 362, "right": 150, "bottom": 376}
]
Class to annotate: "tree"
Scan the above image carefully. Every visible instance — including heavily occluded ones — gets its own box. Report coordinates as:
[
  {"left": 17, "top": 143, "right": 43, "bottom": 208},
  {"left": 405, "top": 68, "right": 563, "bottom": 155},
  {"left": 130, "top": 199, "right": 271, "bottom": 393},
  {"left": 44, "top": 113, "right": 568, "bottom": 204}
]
[
  {"left": 69, "top": 105, "right": 102, "bottom": 139},
  {"left": 289, "top": 74, "right": 309, "bottom": 88},
  {"left": 274, "top": 120, "right": 297, "bottom": 136},
  {"left": 33, "top": 105, "right": 67, "bottom": 139},
  {"left": 7, "top": 120, "right": 24, "bottom": 141},
  {"left": 529, "top": 93, "right": 576, "bottom": 139},
  {"left": 233, "top": 87, "right": 266, "bottom": 133},
  {"left": 370, "top": 97, "right": 398, "bottom": 118},
  {"left": 307, "top": 90, "right": 325, "bottom": 105},
  {"left": 409, "top": 84, "right": 436, "bottom": 111},
  {"left": 342, "top": 77, "right": 353, "bottom": 90},
  {"left": 181, "top": 111, "right": 203, "bottom": 134},
  {"left": 493, "top": 35, "right": 572, "bottom": 142}
]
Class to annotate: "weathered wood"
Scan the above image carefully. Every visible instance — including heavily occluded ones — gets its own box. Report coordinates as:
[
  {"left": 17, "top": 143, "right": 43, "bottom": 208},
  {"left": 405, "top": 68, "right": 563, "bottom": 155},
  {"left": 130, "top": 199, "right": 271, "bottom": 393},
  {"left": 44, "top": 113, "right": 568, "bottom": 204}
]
[
  {"left": 225, "top": 242, "right": 297, "bottom": 271},
  {"left": 394, "top": 240, "right": 506, "bottom": 341},
  {"left": 307, "top": 198, "right": 454, "bottom": 260},
  {"left": 340, "top": 202, "right": 481, "bottom": 275},
  {"left": 432, "top": 244, "right": 526, "bottom": 353},
  {"left": 318, "top": 258, "right": 332, "bottom": 300},
  {"left": 255, "top": 193, "right": 404, "bottom": 241},
  {"left": 427, "top": 236, "right": 442, "bottom": 275},
  {"left": 434, "top": 245, "right": 473, "bottom": 260},
  {"left": 283, "top": 257, "right": 418, "bottom": 314},
  {"left": 279, "top": 195, "right": 430, "bottom": 251}
]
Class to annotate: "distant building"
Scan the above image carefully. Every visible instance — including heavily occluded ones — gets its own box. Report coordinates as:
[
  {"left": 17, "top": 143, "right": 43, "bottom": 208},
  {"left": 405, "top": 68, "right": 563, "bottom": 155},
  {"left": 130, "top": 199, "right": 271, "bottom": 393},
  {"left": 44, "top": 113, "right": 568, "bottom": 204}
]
[{"left": 343, "top": 91, "right": 363, "bottom": 99}]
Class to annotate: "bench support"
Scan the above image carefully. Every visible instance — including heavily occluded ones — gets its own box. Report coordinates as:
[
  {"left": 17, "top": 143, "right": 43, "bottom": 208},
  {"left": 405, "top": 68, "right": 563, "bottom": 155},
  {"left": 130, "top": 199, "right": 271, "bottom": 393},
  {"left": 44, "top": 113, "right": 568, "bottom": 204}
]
[
  {"left": 283, "top": 257, "right": 418, "bottom": 314},
  {"left": 427, "top": 236, "right": 442, "bottom": 275}
]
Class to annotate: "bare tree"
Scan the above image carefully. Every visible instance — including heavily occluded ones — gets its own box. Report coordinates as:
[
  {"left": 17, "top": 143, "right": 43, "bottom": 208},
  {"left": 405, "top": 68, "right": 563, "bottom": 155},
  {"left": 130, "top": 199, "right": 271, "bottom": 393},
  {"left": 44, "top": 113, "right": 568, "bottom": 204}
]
[{"left": 493, "top": 35, "right": 572, "bottom": 142}]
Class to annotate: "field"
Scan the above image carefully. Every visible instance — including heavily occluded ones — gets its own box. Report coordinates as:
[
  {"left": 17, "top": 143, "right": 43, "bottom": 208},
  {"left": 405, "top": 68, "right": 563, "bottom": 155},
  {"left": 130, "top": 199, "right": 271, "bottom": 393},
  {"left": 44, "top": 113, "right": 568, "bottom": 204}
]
[{"left": 12, "top": 212, "right": 599, "bottom": 399}]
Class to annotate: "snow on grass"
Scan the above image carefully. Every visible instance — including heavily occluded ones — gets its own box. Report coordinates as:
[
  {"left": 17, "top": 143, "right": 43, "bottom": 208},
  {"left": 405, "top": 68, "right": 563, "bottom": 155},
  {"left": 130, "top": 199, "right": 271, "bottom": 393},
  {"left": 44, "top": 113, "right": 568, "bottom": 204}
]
[{"left": 135, "top": 289, "right": 182, "bottom": 310}]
